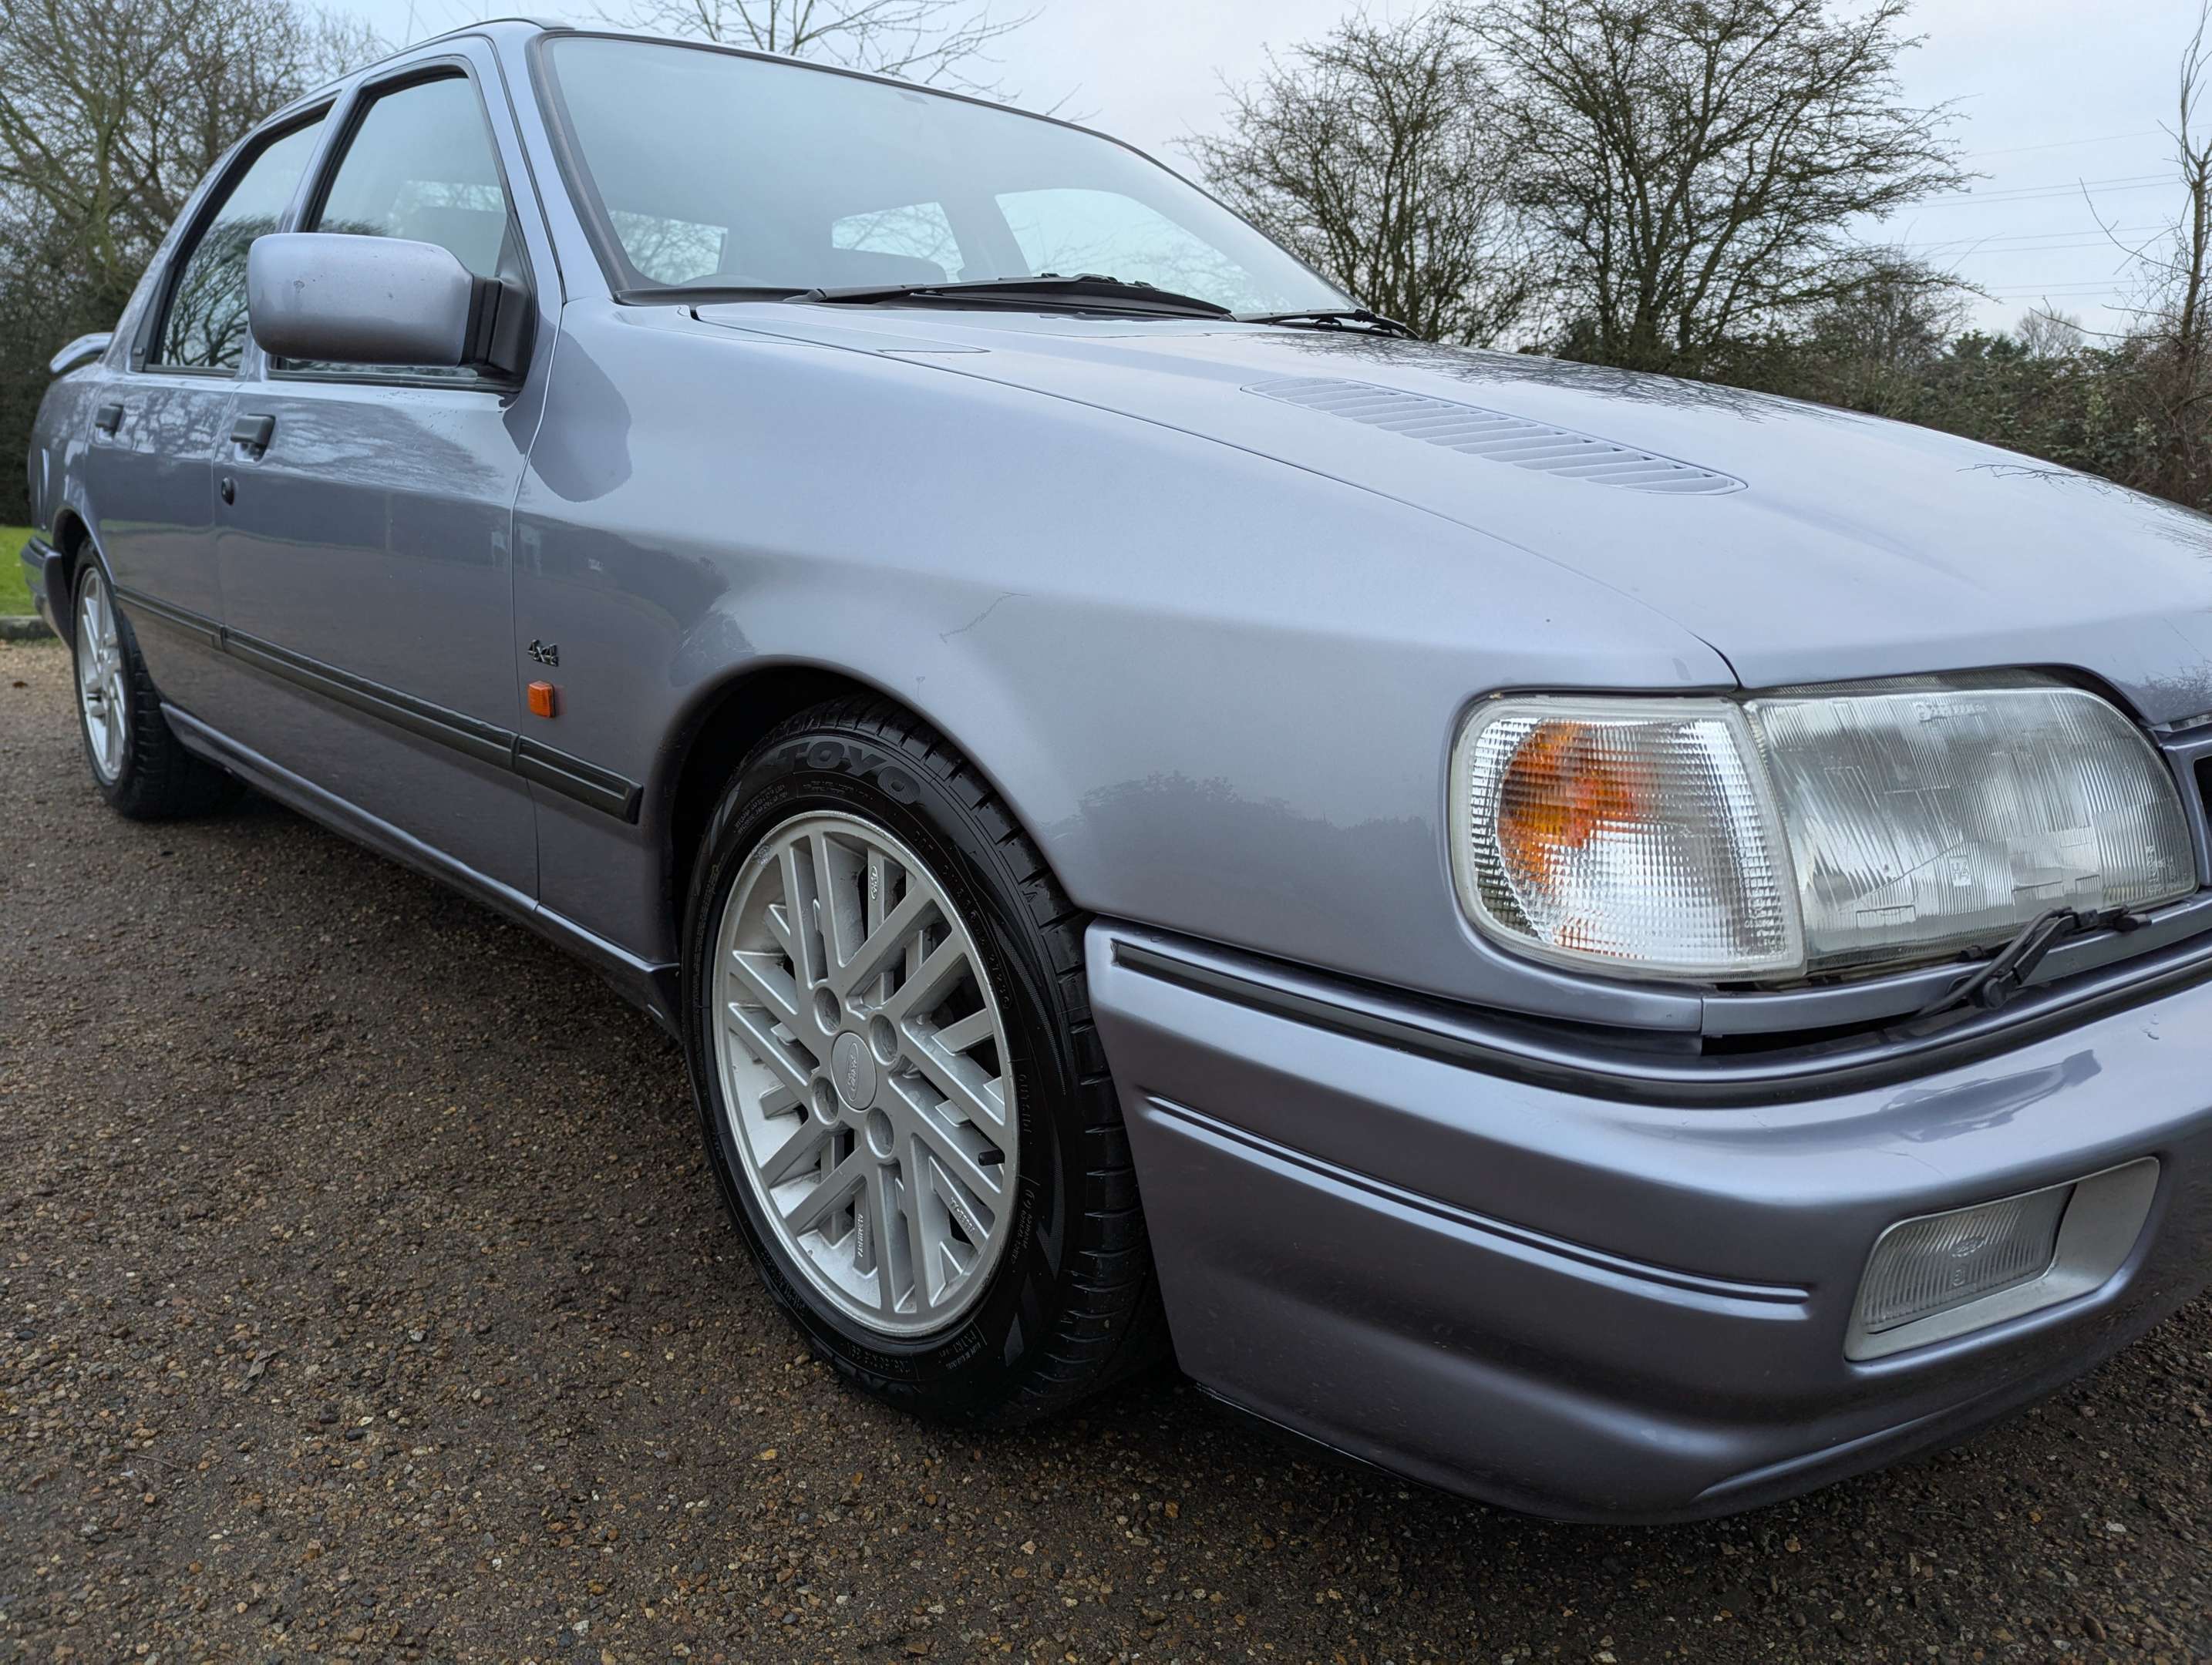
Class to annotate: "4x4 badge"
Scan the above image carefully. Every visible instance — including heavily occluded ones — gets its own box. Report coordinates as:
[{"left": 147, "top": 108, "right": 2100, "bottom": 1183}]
[{"left": 527, "top": 639, "right": 559, "bottom": 667}]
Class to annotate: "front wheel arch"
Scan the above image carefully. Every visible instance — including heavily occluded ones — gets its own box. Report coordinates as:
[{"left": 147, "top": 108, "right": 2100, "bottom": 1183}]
[
  {"left": 658, "top": 661, "right": 1062, "bottom": 977},
  {"left": 660, "top": 662, "right": 886, "bottom": 952}
]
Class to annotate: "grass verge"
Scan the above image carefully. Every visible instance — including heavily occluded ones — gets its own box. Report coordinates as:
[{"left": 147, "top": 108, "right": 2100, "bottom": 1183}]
[{"left": 0, "top": 528, "right": 34, "bottom": 616}]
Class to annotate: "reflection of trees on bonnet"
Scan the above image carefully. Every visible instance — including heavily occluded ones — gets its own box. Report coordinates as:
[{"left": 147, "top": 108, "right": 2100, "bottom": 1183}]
[
  {"left": 159, "top": 213, "right": 278, "bottom": 370},
  {"left": 1254, "top": 329, "right": 1827, "bottom": 421}
]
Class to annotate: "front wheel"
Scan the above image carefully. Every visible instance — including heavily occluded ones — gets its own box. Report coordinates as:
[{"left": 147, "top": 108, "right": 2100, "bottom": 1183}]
[
  {"left": 684, "top": 698, "right": 1163, "bottom": 1424},
  {"left": 70, "top": 560, "right": 238, "bottom": 820}
]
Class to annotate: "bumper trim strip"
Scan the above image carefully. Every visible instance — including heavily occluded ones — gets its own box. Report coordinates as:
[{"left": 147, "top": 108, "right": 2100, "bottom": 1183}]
[
  {"left": 1112, "top": 928, "right": 2212, "bottom": 1107},
  {"left": 1146, "top": 1094, "right": 1810, "bottom": 1307}
]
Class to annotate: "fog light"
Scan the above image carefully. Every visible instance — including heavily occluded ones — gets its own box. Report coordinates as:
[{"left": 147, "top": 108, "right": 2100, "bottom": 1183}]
[
  {"left": 1858, "top": 1186, "right": 2072, "bottom": 1334},
  {"left": 1846, "top": 1160, "right": 2159, "bottom": 1362}
]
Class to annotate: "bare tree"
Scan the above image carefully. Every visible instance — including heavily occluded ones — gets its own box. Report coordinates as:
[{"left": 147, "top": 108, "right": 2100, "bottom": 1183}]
[
  {"left": 0, "top": 0, "right": 379, "bottom": 522},
  {"left": 1180, "top": 10, "right": 1540, "bottom": 345},
  {"left": 2113, "top": 2, "right": 2212, "bottom": 506},
  {"left": 1808, "top": 254, "right": 1969, "bottom": 370},
  {"left": 1469, "top": 0, "right": 1968, "bottom": 372},
  {"left": 0, "top": 0, "right": 380, "bottom": 314},
  {"left": 2015, "top": 308, "right": 2086, "bottom": 361},
  {"left": 606, "top": 0, "right": 1035, "bottom": 92},
  {"left": 2150, "top": 5, "right": 2212, "bottom": 375},
  {"left": 1767, "top": 251, "right": 1971, "bottom": 414}
]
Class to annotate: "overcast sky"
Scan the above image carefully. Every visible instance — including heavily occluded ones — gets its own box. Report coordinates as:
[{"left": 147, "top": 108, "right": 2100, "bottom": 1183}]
[{"left": 344, "top": 0, "right": 2205, "bottom": 339}]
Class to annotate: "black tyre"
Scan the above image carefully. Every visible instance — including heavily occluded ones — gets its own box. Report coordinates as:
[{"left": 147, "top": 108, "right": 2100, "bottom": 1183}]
[
  {"left": 683, "top": 698, "right": 1164, "bottom": 1424},
  {"left": 69, "top": 560, "right": 240, "bottom": 820}
]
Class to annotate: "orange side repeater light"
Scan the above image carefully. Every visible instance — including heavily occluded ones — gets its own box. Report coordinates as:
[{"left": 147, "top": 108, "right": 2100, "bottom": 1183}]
[
  {"left": 527, "top": 681, "right": 559, "bottom": 719},
  {"left": 1496, "top": 722, "right": 1646, "bottom": 890}
]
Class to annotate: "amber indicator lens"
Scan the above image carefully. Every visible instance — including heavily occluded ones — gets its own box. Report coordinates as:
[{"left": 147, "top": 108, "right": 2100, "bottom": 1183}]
[
  {"left": 527, "top": 680, "right": 558, "bottom": 718},
  {"left": 1495, "top": 722, "right": 1648, "bottom": 895},
  {"left": 1453, "top": 698, "right": 1799, "bottom": 980}
]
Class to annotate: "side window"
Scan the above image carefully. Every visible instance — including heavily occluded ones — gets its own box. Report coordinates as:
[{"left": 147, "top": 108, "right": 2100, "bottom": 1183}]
[
  {"left": 310, "top": 74, "right": 513, "bottom": 277},
  {"left": 153, "top": 118, "right": 326, "bottom": 372},
  {"left": 290, "top": 72, "right": 520, "bottom": 380},
  {"left": 996, "top": 187, "right": 1263, "bottom": 312}
]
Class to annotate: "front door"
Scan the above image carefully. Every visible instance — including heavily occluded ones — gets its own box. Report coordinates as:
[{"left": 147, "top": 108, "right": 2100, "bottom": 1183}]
[{"left": 213, "top": 52, "right": 557, "bottom": 900}]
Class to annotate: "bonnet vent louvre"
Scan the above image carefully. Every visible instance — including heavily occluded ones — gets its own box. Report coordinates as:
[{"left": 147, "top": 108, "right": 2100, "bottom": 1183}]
[{"left": 1247, "top": 376, "right": 1744, "bottom": 496}]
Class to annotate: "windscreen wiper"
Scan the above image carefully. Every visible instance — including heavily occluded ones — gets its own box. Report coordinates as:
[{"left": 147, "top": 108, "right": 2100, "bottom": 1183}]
[
  {"left": 1239, "top": 307, "right": 1419, "bottom": 339},
  {"left": 1912, "top": 905, "right": 2149, "bottom": 1021},
  {"left": 792, "top": 273, "right": 1234, "bottom": 320}
]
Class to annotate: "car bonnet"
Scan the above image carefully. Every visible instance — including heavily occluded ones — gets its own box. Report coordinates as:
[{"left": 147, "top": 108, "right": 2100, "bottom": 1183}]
[{"left": 694, "top": 303, "right": 2212, "bottom": 725}]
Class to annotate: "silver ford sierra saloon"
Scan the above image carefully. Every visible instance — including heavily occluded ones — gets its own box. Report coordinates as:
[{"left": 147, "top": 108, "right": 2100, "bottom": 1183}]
[{"left": 25, "top": 19, "right": 2212, "bottom": 1522}]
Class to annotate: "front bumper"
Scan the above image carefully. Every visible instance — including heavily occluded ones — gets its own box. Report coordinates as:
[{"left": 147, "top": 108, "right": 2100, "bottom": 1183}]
[
  {"left": 19, "top": 535, "right": 62, "bottom": 637},
  {"left": 1089, "top": 923, "right": 2212, "bottom": 1523}
]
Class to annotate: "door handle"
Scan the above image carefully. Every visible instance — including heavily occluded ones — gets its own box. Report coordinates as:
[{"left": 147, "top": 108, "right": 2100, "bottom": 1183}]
[
  {"left": 93, "top": 402, "right": 123, "bottom": 436},
  {"left": 230, "top": 412, "right": 276, "bottom": 453}
]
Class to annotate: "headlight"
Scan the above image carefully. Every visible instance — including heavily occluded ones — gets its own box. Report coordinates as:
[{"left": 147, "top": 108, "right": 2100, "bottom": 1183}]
[{"left": 1451, "top": 675, "right": 2197, "bottom": 983}]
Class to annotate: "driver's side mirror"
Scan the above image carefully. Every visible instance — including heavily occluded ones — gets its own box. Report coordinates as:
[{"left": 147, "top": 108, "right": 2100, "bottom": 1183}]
[{"left": 247, "top": 232, "right": 530, "bottom": 377}]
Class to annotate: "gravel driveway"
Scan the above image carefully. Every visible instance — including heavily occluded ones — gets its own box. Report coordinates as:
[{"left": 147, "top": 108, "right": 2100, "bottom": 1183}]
[{"left": 4, "top": 637, "right": 2210, "bottom": 1664}]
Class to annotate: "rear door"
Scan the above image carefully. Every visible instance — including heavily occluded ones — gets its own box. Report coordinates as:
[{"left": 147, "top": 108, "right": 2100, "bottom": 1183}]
[
  {"left": 86, "top": 111, "right": 329, "bottom": 717},
  {"left": 212, "top": 46, "right": 560, "bottom": 900}
]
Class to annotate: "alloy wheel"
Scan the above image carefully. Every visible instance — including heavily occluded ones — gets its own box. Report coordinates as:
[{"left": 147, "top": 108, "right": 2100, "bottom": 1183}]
[
  {"left": 711, "top": 810, "right": 1019, "bottom": 1337},
  {"left": 75, "top": 569, "right": 128, "bottom": 783}
]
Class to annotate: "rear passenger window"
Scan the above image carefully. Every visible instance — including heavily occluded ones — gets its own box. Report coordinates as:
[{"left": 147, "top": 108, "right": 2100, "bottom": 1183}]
[
  {"left": 153, "top": 117, "right": 326, "bottom": 372},
  {"left": 310, "top": 74, "right": 513, "bottom": 276}
]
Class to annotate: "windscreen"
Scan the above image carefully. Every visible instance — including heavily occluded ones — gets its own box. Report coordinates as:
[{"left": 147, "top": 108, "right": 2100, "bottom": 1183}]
[{"left": 540, "top": 35, "right": 1349, "bottom": 315}]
